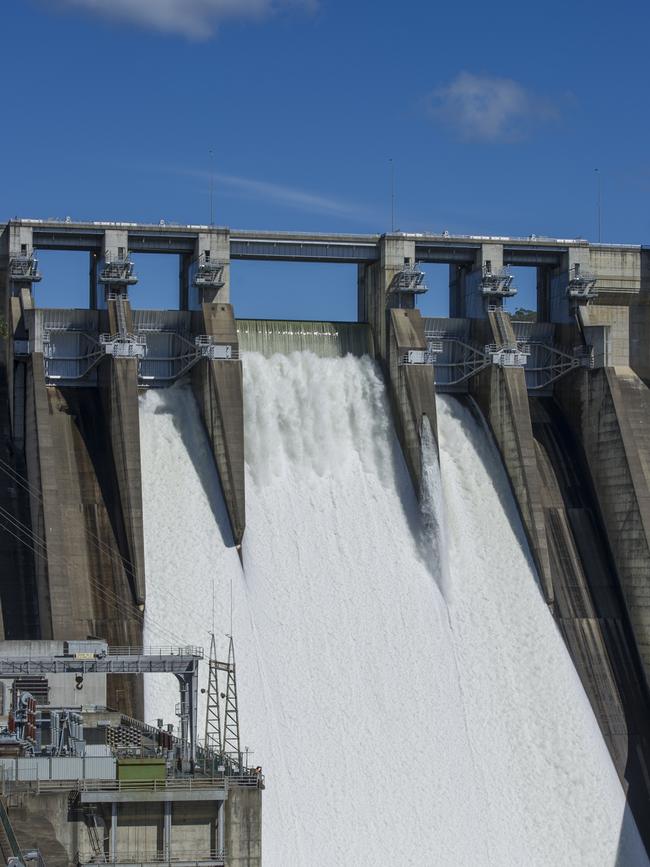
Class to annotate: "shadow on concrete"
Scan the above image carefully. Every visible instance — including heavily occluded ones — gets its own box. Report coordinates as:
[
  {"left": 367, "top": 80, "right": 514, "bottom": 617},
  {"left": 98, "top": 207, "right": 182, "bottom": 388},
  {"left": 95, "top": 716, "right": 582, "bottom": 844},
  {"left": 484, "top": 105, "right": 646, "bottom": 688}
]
[
  {"left": 60, "top": 387, "right": 137, "bottom": 596},
  {"left": 532, "top": 396, "right": 650, "bottom": 859}
]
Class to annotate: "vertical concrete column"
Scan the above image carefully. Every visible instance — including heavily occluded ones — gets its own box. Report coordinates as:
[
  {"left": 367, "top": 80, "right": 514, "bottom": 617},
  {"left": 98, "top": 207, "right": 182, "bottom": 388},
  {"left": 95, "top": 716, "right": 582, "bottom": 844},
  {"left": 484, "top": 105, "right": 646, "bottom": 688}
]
[
  {"left": 536, "top": 265, "right": 552, "bottom": 322},
  {"left": 98, "top": 301, "right": 146, "bottom": 607},
  {"left": 111, "top": 802, "right": 118, "bottom": 861},
  {"left": 95, "top": 229, "right": 130, "bottom": 310},
  {"left": 163, "top": 801, "right": 172, "bottom": 860},
  {"left": 4, "top": 226, "right": 37, "bottom": 433},
  {"left": 89, "top": 251, "right": 98, "bottom": 309},
  {"left": 188, "top": 230, "right": 230, "bottom": 309},
  {"left": 630, "top": 248, "right": 650, "bottom": 383},
  {"left": 387, "top": 308, "right": 438, "bottom": 495},
  {"left": 191, "top": 302, "right": 245, "bottom": 545},
  {"left": 548, "top": 244, "right": 591, "bottom": 324},
  {"left": 217, "top": 801, "right": 225, "bottom": 854},
  {"left": 451, "top": 244, "right": 504, "bottom": 319},
  {"left": 224, "top": 788, "right": 262, "bottom": 867},
  {"left": 357, "top": 235, "right": 415, "bottom": 361},
  {"left": 178, "top": 253, "right": 191, "bottom": 311},
  {"left": 360, "top": 237, "right": 438, "bottom": 499}
]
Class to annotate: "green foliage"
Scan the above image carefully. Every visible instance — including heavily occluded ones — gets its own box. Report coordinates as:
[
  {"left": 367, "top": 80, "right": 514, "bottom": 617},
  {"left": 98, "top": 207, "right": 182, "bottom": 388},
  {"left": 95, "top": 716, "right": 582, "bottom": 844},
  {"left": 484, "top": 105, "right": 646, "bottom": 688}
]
[{"left": 511, "top": 307, "right": 537, "bottom": 323}]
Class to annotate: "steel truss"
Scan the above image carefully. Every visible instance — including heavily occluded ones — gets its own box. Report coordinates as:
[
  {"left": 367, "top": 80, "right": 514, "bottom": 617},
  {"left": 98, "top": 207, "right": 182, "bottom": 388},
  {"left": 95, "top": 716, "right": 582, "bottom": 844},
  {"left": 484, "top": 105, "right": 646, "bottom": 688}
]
[{"left": 522, "top": 341, "right": 593, "bottom": 390}]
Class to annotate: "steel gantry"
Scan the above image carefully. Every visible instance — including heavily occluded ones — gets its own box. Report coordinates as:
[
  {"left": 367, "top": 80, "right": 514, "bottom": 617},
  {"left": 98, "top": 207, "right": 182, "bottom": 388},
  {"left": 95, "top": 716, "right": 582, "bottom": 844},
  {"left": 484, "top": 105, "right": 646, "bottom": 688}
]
[{"left": 0, "top": 646, "right": 203, "bottom": 764}]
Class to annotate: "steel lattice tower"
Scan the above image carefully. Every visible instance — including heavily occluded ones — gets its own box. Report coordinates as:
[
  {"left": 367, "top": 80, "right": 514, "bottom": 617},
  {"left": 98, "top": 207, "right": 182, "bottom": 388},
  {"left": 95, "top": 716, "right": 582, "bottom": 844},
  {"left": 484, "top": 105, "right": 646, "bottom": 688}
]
[
  {"left": 222, "top": 635, "right": 241, "bottom": 770},
  {"left": 204, "top": 633, "right": 222, "bottom": 760}
]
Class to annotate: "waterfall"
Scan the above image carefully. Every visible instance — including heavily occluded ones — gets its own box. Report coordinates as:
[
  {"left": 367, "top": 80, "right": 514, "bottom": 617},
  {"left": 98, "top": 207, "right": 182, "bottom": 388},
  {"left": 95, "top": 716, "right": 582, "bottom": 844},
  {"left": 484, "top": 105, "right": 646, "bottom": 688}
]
[{"left": 139, "top": 359, "right": 647, "bottom": 867}]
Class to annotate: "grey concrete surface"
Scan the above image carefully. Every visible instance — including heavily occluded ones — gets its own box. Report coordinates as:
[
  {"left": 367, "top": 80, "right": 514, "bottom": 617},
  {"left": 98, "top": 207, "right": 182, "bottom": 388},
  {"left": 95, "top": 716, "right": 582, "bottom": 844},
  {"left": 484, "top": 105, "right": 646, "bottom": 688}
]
[
  {"left": 98, "top": 312, "right": 146, "bottom": 607},
  {"left": 22, "top": 359, "right": 143, "bottom": 715},
  {"left": 224, "top": 788, "right": 261, "bottom": 867},
  {"left": 556, "top": 366, "right": 650, "bottom": 691},
  {"left": 531, "top": 397, "right": 650, "bottom": 850},
  {"left": 387, "top": 308, "right": 438, "bottom": 495},
  {"left": 468, "top": 311, "right": 554, "bottom": 603},
  {"left": 191, "top": 303, "right": 245, "bottom": 545}
]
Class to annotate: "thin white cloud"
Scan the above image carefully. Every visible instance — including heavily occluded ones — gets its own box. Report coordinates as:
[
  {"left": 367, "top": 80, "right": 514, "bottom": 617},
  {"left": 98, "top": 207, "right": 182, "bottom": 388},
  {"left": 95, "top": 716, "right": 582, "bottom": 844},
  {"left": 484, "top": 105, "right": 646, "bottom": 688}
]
[
  {"left": 56, "top": 0, "right": 316, "bottom": 39},
  {"left": 430, "top": 72, "right": 558, "bottom": 142},
  {"left": 211, "top": 172, "right": 371, "bottom": 220}
]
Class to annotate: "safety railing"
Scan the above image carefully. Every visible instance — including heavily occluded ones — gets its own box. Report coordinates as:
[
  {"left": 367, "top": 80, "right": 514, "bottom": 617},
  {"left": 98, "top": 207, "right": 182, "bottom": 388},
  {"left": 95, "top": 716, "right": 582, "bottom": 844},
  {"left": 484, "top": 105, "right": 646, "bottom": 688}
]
[
  {"left": 76, "top": 850, "right": 226, "bottom": 866},
  {"left": 17, "top": 772, "right": 263, "bottom": 796},
  {"left": 106, "top": 647, "right": 204, "bottom": 659}
]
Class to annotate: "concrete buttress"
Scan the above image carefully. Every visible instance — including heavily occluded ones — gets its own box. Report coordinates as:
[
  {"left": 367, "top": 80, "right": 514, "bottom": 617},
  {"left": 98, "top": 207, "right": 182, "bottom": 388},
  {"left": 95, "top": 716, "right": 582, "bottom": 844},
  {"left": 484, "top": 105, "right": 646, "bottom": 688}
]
[
  {"left": 387, "top": 308, "right": 438, "bottom": 495},
  {"left": 556, "top": 365, "right": 650, "bottom": 690},
  {"left": 469, "top": 310, "right": 554, "bottom": 604},
  {"left": 23, "top": 353, "right": 143, "bottom": 715},
  {"left": 191, "top": 303, "right": 245, "bottom": 545}
]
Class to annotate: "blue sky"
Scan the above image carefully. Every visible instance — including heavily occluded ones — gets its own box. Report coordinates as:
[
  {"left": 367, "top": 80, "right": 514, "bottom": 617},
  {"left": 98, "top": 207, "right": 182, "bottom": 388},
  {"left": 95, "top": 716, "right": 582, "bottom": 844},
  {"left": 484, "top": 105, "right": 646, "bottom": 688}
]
[{"left": 2, "top": 0, "right": 648, "bottom": 317}]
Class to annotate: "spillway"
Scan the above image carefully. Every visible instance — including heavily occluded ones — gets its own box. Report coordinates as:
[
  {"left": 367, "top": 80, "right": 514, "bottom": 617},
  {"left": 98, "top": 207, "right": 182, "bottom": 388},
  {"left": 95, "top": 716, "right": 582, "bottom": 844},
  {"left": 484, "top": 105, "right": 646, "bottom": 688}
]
[{"left": 140, "top": 353, "right": 647, "bottom": 866}]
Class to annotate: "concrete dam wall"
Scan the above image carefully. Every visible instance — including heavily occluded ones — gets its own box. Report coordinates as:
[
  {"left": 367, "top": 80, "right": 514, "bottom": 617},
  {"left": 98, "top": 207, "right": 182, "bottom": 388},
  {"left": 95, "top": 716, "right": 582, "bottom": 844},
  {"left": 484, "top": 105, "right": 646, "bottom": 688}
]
[{"left": 1, "top": 219, "right": 650, "bottom": 862}]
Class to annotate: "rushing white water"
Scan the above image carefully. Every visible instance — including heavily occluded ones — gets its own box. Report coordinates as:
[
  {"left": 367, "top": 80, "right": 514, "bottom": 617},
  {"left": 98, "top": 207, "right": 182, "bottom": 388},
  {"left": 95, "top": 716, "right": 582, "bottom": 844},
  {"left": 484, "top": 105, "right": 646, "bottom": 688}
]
[
  {"left": 139, "top": 384, "right": 249, "bottom": 727},
  {"left": 140, "top": 354, "right": 648, "bottom": 867}
]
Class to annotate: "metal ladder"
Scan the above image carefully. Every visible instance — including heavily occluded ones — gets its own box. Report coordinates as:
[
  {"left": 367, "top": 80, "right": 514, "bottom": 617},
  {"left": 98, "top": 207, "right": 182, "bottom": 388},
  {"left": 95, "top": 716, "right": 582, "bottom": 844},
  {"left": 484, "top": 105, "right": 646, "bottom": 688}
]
[{"left": 84, "top": 807, "right": 107, "bottom": 863}]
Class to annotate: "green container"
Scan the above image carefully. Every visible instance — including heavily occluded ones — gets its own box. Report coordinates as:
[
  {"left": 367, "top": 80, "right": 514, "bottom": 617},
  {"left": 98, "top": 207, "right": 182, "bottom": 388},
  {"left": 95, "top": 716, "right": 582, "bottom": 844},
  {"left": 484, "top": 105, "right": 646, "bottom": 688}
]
[{"left": 117, "top": 758, "right": 166, "bottom": 782}]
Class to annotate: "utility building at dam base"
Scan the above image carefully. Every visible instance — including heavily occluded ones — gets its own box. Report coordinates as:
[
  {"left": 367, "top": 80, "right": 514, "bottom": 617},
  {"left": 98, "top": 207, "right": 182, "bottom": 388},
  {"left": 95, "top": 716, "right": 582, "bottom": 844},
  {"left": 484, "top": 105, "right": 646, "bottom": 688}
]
[{"left": 0, "top": 218, "right": 649, "bottom": 863}]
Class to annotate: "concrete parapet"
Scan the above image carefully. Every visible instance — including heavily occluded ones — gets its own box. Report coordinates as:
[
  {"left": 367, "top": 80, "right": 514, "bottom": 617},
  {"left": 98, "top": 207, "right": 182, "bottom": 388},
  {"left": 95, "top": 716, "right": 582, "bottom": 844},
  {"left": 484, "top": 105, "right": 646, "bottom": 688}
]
[
  {"left": 469, "top": 311, "right": 553, "bottom": 603},
  {"left": 387, "top": 308, "right": 438, "bottom": 495},
  {"left": 224, "top": 787, "right": 261, "bottom": 867},
  {"left": 555, "top": 366, "right": 650, "bottom": 689},
  {"left": 191, "top": 303, "right": 245, "bottom": 545}
]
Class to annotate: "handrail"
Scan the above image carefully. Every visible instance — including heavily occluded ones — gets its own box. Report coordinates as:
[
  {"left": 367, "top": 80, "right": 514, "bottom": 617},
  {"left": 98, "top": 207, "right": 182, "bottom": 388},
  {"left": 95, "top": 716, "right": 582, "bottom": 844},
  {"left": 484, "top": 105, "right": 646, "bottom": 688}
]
[
  {"left": 76, "top": 850, "right": 225, "bottom": 865},
  {"left": 106, "top": 646, "right": 204, "bottom": 659},
  {"left": 15, "top": 773, "right": 263, "bottom": 795}
]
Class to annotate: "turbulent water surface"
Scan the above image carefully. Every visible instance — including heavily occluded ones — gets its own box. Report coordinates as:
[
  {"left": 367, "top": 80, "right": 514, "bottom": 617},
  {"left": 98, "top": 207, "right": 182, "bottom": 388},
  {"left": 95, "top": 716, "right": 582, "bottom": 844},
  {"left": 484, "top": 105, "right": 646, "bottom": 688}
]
[{"left": 140, "top": 352, "right": 647, "bottom": 867}]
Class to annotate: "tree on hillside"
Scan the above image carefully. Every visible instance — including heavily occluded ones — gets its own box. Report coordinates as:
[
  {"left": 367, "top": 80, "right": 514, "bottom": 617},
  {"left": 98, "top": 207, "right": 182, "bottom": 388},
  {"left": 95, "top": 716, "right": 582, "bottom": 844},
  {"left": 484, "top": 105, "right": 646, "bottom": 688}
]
[{"left": 511, "top": 307, "right": 537, "bottom": 322}]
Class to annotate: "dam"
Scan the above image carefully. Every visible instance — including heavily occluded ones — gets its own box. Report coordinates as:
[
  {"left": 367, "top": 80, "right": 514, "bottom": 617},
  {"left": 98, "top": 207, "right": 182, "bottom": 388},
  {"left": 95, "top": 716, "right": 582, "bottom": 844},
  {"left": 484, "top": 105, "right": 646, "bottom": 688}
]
[{"left": 0, "top": 218, "right": 649, "bottom": 865}]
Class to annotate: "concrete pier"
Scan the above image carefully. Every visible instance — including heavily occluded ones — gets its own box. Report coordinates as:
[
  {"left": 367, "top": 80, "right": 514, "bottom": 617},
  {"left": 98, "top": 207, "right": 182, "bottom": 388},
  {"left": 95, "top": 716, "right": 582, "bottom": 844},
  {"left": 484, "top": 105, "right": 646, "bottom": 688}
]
[
  {"left": 531, "top": 397, "right": 650, "bottom": 841},
  {"left": 386, "top": 308, "right": 438, "bottom": 493},
  {"left": 358, "top": 236, "right": 439, "bottom": 499},
  {"left": 468, "top": 310, "right": 554, "bottom": 604},
  {"left": 556, "top": 366, "right": 650, "bottom": 689},
  {"left": 191, "top": 303, "right": 245, "bottom": 545}
]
